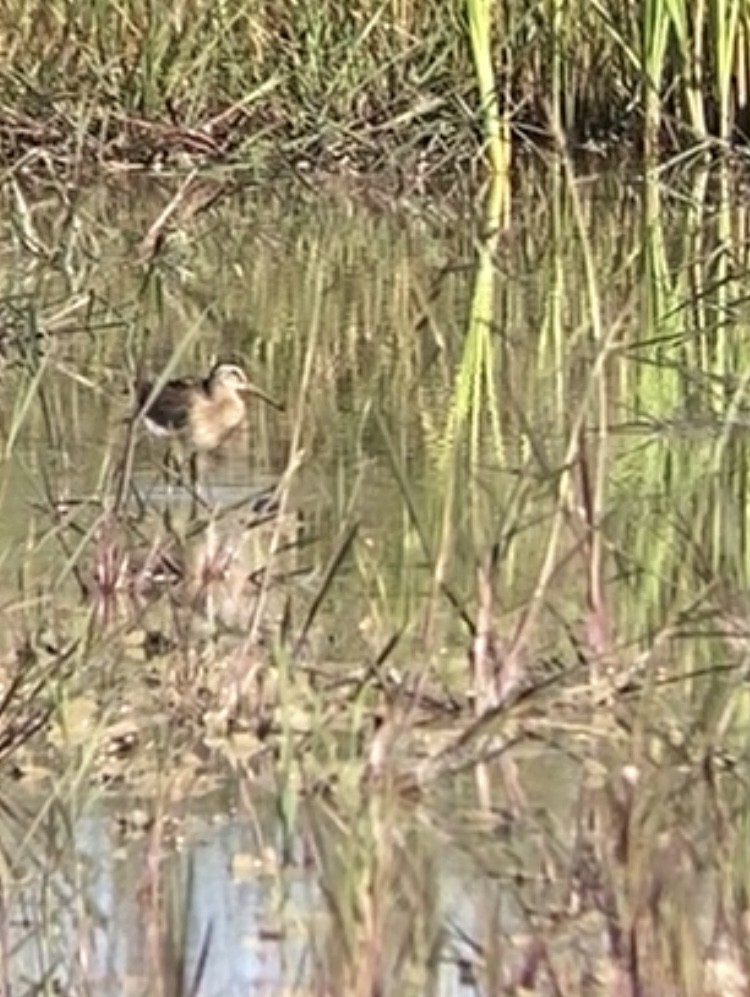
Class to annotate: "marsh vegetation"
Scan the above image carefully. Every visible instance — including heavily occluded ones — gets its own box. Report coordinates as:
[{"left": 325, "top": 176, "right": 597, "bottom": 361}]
[
  {"left": 3, "top": 0, "right": 750, "bottom": 176},
  {"left": 2, "top": 2, "right": 750, "bottom": 995}
]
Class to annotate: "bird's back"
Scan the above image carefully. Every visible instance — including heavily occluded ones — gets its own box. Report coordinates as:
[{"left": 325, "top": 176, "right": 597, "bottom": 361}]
[{"left": 137, "top": 378, "right": 195, "bottom": 434}]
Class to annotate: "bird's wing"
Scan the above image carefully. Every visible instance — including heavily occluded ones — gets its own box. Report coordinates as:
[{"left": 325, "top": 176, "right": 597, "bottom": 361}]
[{"left": 138, "top": 380, "right": 193, "bottom": 430}]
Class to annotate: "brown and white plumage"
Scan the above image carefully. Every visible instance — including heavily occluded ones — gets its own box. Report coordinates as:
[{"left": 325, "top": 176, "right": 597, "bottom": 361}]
[{"left": 137, "top": 362, "right": 279, "bottom": 452}]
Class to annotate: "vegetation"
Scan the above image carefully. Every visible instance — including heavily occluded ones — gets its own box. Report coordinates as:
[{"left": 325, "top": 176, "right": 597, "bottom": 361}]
[
  {"left": 0, "top": 159, "right": 745, "bottom": 991},
  {"left": 3, "top": 1, "right": 750, "bottom": 995},
  {"left": 1, "top": 0, "right": 750, "bottom": 176}
]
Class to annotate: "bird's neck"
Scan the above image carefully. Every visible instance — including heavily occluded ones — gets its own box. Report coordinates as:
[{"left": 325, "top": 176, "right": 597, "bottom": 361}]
[{"left": 207, "top": 382, "right": 241, "bottom": 405}]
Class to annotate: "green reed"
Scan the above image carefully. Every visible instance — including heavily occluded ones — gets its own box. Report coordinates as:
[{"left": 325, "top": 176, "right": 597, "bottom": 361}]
[
  {"left": 466, "top": 0, "right": 507, "bottom": 176},
  {"left": 2, "top": 0, "right": 750, "bottom": 169}
]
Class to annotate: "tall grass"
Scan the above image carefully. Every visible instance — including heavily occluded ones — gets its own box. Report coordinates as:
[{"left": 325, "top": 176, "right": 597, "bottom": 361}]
[{"left": 1, "top": 0, "right": 750, "bottom": 172}]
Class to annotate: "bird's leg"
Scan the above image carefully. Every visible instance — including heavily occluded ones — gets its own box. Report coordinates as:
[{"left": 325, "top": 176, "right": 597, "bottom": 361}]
[
  {"left": 188, "top": 451, "right": 199, "bottom": 519},
  {"left": 162, "top": 444, "right": 183, "bottom": 485}
]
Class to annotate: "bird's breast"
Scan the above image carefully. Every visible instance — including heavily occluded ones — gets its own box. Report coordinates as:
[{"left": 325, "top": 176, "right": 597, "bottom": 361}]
[{"left": 189, "top": 393, "right": 246, "bottom": 450}]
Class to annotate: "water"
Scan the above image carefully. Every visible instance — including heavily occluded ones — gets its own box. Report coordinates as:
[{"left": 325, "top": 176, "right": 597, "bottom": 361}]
[
  {"left": 6, "top": 747, "right": 581, "bottom": 996},
  {"left": 1, "top": 168, "right": 749, "bottom": 994}
]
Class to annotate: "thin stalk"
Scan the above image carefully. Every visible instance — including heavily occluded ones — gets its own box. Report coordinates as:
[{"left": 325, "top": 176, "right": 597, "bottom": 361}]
[{"left": 466, "top": 0, "right": 508, "bottom": 177}]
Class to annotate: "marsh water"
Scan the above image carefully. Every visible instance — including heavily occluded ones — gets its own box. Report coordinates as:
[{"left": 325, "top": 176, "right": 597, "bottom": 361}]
[{"left": 3, "top": 166, "right": 750, "bottom": 995}]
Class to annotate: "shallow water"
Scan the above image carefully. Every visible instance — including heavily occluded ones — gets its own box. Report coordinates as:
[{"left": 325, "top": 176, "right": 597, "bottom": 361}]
[
  {"left": 2, "top": 168, "right": 750, "bottom": 994},
  {"left": 7, "top": 743, "right": 582, "bottom": 996}
]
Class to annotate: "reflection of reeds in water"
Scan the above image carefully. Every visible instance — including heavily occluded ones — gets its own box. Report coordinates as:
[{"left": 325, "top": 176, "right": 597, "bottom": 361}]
[
  {"left": 186, "top": 506, "right": 303, "bottom": 632},
  {"left": 10, "top": 167, "right": 750, "bottom": 997},
  {"left": 85, "top": 491, "right": 303, "bottom": 636}
]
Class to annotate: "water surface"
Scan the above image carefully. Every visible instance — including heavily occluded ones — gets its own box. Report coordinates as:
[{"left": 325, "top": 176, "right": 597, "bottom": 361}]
[{"left": 1, "top": 168, "right": 749, "bottom": 994}]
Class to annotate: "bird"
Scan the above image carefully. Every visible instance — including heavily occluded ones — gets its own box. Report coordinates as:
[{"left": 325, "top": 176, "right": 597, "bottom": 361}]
[{"left": 136, "top": 361, "right": 281, "bottom": 452}]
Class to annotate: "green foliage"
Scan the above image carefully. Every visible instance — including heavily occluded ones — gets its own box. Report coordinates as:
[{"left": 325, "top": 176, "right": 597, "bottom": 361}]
[{"left": 1, "top": 0, "right": 750, "bottom": 167}]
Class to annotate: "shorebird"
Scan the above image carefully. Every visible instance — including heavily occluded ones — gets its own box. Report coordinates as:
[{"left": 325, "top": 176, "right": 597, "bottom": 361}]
[{"left": 137, "top": 361, "right": 281, "bottom": 452}]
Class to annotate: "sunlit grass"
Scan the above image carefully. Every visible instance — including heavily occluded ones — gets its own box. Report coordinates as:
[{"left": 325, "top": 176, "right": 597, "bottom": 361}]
[
  {"left": 2, "top": 160, "right": 750, "bottom": 991},
  {"left": 2, "top": 0, "right": 750, "bottom": 172}
]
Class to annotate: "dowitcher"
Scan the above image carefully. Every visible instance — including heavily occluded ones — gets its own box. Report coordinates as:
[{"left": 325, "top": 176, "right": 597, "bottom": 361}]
[{"left": 137, "top": 361, "right": 281, "bottom": 451}]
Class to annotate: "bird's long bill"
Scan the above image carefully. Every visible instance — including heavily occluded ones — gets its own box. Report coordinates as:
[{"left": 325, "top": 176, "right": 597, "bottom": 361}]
[{"left": 245, "top": 383, "right": 285, "bottom": 411}]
